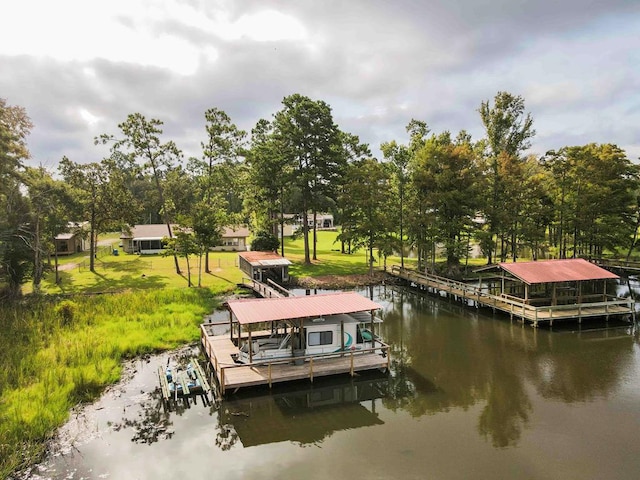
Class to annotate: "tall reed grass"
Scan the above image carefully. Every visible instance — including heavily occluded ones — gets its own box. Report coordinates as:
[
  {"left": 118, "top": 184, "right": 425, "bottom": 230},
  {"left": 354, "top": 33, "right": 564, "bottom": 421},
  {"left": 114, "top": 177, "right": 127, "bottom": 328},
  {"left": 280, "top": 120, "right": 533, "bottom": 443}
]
[{"left": 0, "top": 288, "right": 220, "bottom": 478}]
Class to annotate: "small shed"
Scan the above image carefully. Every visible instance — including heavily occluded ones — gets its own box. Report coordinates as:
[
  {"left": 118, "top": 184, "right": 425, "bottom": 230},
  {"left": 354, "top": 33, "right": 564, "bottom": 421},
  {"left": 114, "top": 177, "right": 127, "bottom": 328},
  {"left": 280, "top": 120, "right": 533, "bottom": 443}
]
[
  {"left": 54, "top": 222, "right": 88, "bottom": 255},
  {"left": 496, "top": 258, "right": 619, "bottom": 306},
  {"left": 54, "top": 232, "right": 87, "bottom": 256},
  {"left": 238, "top": 251, "right": 291, "bottom": 283}
]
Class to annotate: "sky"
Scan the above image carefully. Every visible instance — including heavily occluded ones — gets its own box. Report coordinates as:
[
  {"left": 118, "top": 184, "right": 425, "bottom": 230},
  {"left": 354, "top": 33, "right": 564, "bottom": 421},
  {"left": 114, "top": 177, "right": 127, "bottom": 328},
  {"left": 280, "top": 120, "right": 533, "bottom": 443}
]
[{"left": 2, "top": 0, "right": 640, "bottom": 168}]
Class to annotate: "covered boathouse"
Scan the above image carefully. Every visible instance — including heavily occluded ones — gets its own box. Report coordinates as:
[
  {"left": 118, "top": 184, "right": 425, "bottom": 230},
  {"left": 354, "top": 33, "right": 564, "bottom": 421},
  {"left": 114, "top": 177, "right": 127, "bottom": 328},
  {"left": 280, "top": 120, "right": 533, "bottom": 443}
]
[
  {"left": 485, "top": 258, "right": 634, "bottom": 325},
  {"left": 200, "top": 292, "right": 390, "bottom": 395},
  {"left": 238, "top": 251, "right": 291, "bottom": 284},
  {"left": 390, "top": 258, "right": 634, "bottom": 326}
]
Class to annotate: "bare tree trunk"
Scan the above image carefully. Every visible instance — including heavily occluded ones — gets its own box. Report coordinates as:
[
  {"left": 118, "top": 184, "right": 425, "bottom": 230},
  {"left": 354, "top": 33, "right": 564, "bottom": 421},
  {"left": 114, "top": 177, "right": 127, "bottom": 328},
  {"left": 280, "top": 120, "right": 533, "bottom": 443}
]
[
  {"left": 33, "top": 215, "right": 43, "bottom": 291},
  {"left": 89, "top": 208, "right": 96, "bottom": 272},
  {"left": 312, "top": 211, "right": 318, "bottom": 260}
]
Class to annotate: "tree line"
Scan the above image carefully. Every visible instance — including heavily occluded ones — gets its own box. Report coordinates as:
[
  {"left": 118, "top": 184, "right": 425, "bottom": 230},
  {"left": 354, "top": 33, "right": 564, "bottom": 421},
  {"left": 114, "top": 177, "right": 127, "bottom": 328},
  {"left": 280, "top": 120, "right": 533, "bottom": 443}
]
[{"left": 1, "top": 91, "right": 639, "bottom": 296}]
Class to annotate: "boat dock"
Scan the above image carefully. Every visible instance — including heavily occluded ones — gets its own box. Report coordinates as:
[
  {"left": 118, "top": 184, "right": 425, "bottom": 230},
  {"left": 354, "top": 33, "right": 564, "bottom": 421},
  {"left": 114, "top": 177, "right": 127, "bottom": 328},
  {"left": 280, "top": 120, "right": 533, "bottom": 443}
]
[
  {"left": 200, "top": 322, "right": 390, "bottom": 395},
  {"left": 158, "top": 358, "right": 212, "bottom": 410},
  {"left": 390, "top": 264, "right": 635, "bottom": 327},
  {"left": 200, "top": 291, "right": 390, "bottom": 396}
]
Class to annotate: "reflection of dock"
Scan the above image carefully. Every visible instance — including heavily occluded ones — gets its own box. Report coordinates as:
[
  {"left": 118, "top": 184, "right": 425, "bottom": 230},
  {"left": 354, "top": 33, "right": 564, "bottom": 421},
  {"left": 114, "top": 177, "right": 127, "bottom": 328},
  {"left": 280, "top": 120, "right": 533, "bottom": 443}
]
[
  {"left": 390, "top": 263, "right": 635, "bottom": 327},
  {"left": 217, "top": 374, "right": 388, "bottom": 448}
]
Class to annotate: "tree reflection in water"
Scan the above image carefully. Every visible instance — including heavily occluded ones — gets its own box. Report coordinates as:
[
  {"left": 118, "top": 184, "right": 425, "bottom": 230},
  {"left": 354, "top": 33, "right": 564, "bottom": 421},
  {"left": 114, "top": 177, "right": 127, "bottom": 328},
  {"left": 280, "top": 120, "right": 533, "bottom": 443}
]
[
  {"left": 108, "top": 389, "right": 175, "bottom": 444},
  {"left": 375, "top": 284, "right": 637, "bottom": 449}
]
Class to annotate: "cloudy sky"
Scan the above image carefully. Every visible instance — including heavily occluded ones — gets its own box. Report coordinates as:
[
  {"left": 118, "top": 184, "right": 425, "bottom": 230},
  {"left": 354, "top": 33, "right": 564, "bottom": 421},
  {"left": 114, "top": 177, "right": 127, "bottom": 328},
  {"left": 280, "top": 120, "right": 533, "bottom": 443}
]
[{"left": 2, "top": 0, "right": 639, "bottom": 168}]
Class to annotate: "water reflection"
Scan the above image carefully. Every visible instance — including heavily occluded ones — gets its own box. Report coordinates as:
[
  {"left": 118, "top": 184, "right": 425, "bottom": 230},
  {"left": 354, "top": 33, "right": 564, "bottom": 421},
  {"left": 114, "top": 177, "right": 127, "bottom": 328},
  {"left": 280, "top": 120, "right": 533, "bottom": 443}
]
[
  {"left": 109, "top": 389, "right": 175, "bottom": 444},
  {"left": 27, "top": 286, "right": 640, "bottom": 479},
  {"left": 376, "top": 285, "right": 637, "bottom": 448},
  {"left": 214, "top": 373, "right": 392, "bottom": 449}
]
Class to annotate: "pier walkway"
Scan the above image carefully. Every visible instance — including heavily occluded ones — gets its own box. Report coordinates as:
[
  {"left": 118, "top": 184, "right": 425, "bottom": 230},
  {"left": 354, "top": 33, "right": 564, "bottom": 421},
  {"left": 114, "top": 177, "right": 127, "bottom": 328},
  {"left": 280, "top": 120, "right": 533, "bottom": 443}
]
[
  {"left": 390, "top": 265, "right": 634, "bottom": 327},
  {"left": 240, "top": 277, "right": 291, "bottom": 298}
]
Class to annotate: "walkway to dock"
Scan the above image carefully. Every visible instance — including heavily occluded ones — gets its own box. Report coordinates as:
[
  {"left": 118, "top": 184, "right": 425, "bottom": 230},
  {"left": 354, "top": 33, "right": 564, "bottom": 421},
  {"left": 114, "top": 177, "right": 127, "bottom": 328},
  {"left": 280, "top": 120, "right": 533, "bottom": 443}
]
[
  {"left": 241, "top": 277, "right": 291, "bottom": 298},
  {"left": 389, "top": 266, "right": 635, "bottom": 327},
  {"left": 200, "top": 322, "right": 389, "bottom": 395}
]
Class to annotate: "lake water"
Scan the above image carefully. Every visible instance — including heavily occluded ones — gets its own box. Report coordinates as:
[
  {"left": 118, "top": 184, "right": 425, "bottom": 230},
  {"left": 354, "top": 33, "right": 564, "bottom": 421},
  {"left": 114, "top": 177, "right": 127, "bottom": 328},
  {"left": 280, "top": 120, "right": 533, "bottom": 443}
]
[{"left": 23, "top": 285, "right": 640, "bottom": 480}]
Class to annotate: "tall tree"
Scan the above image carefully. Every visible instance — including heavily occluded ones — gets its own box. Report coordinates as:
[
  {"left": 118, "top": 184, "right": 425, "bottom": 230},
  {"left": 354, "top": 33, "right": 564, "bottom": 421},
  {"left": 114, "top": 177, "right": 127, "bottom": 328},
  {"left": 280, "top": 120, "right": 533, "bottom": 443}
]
[
  {"left": 97, "top": 114, "right": 183, "bottom": 273},
  {"left": 338, "top": 158, "right": 394, "bottom": 275},
  {"left": 246, "top": 119, "right": 290, "bottom": 253},
  {"left": 24, "top": 166, "right": 73, "bottom": 289},
  {"left": 478, "top": 92, "right": 535, "bottom": 263},
  {"left": 272, "top": 94, "right": 343, "bottom": 264},
  {"left": 197, "top": 108, "right": 246, "bottom": 272},
  {"left": 0, "top": 99, "right": 33, "bottom": 297},
  {"left": 410, "top": 132, "right": 481, "bottom": 274},
  {"left": 381, "top": 119, "right": 430, "bottom": 269},
  {"left": 59, "top": 156, "right": 136, "bottom": 272}
]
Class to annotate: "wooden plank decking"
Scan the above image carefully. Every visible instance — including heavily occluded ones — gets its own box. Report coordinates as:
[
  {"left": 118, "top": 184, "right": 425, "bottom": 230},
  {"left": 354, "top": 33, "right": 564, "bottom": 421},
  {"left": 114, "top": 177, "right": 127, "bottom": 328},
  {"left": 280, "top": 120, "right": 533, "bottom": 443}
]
[
  {"left": 390, "top": 266, "right": 635, "bottom": 326},
  {"left": 201, "top": 324, "right": 390, "bottom": 395}
]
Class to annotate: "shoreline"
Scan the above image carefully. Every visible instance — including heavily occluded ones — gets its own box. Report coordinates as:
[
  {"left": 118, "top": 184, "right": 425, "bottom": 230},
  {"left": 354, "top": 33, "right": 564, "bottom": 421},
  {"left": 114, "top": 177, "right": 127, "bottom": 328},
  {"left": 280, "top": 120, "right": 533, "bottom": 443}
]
[{"left": 290, "top": 271, "right": 388, "bottom": 290}]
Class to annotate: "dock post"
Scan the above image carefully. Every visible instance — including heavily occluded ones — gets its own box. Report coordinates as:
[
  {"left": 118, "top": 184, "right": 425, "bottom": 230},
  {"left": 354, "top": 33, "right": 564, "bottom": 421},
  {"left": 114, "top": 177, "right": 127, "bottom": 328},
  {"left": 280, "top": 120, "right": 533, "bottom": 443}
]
[{"left": 350, "top": 351, "right": 354, "bottom": 376}]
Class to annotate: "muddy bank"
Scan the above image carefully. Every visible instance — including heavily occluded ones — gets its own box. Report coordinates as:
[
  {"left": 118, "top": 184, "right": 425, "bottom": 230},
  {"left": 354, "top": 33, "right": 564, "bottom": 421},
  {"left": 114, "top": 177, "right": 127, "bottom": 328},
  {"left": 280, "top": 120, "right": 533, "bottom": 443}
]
[{"left": 291, "top": 272, "right": 389, "bottom": 290}]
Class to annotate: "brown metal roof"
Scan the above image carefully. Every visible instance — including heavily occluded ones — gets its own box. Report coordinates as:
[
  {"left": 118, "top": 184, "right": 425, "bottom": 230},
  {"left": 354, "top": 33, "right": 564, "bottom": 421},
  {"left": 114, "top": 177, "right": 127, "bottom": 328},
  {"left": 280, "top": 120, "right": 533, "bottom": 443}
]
[
  {"left": 227, "top": 292, "right": 381, "bottom": 325},
  {"left": 499, "top": 259, "right": 619, "bottom": 285}
]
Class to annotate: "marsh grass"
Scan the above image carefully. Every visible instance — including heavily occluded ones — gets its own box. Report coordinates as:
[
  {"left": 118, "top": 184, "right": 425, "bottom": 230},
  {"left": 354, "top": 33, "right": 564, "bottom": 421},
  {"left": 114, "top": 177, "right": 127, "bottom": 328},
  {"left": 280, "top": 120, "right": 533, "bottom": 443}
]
[{"left": 0, "top": 288, "right": 220, "bottom": 477}]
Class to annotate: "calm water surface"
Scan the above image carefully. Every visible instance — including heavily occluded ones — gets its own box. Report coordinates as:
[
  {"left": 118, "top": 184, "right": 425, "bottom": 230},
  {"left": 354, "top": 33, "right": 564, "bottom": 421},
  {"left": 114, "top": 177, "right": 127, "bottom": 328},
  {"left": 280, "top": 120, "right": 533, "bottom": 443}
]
[{"left": 26, "top": 286, "right": 640, "bottom": 480}]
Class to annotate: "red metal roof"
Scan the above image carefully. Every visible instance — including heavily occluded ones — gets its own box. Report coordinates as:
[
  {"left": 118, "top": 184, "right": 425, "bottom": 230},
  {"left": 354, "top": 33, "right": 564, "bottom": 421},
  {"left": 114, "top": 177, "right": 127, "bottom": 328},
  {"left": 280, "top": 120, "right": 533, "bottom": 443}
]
[
  {"left": 238, "top": 251, "right": 291, "bottom": 266},
  {"left": 227, "top": 292, "right": 381, "bottom": 325},
  {"left": 499, "top": 259, "right": 619, "bottom": 285}
]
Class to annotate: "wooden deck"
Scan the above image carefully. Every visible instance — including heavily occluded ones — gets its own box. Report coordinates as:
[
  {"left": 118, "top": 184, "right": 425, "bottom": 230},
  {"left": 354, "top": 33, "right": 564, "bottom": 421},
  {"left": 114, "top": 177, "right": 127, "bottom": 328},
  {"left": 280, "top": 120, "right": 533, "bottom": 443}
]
[
  {"left": 200, "top": 323, "right": 390, "bottom": 395},
  {"left": 390, "top": 266, "right": 635, "bottom": 327}
]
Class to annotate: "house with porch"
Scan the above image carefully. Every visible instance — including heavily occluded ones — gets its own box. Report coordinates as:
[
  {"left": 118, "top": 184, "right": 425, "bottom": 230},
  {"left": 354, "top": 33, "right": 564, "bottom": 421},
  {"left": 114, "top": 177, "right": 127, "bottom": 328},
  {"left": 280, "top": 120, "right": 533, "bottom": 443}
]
[
  {"left": 120, "top": 224, "right": 176, "bottom": 254},
  {"left": 212, "top": 226, "right": 250, "bottom": 251}
]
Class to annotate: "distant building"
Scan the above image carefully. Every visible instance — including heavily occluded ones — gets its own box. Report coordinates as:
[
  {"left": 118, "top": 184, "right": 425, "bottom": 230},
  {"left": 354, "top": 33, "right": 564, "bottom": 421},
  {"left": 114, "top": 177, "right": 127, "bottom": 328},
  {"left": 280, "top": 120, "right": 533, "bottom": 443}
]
[
  {"left": 120, "top": 224, "right": 176, "bottom": 254},
  {"left": 54, "top": 222, "right": 88, "bottom": 256},
  {"left": 279, "top": 213, "right": 334, "bottom": 237},
  {"left": 212, "top": 226, "right": 250, "bottom": 252},
  {"left": 121, "top": 224, "right": 250, "bottom": 254}
]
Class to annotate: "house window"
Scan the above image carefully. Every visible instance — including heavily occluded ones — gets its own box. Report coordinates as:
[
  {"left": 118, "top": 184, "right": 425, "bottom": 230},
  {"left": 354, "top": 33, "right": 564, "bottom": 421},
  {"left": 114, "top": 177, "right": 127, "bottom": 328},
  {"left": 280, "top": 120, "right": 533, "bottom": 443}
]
[{"left": 308, "top": 331, "right": 333, "bottom": 346}]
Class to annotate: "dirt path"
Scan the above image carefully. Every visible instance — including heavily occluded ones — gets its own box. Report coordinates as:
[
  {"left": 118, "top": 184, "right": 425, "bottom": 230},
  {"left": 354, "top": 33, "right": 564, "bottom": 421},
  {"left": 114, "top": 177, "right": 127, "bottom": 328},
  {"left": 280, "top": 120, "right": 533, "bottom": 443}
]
[{"left": 57, "top": 240, "right": 115, "bottom": 271}]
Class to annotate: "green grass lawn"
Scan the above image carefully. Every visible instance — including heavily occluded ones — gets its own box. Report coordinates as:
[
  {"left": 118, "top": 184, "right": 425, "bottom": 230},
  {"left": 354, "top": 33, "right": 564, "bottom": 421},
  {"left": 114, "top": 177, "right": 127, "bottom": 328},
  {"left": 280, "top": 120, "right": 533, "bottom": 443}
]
[
  {"left": 33, "top": 250, "right": 244, "bottom": 295},
  {"left": 284, "top": 230, "right": 416, "bottom": 277},
  {"left": 32, "top": 231, "right": 416, "bottom": 295}
]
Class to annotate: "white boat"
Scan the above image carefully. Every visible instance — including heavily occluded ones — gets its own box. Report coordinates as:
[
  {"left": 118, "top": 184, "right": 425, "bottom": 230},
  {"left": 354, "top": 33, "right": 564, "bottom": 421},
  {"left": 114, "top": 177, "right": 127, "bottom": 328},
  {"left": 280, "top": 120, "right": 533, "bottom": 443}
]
[{"left": 234, "top": 313, "right": 381, "bottom": 364}]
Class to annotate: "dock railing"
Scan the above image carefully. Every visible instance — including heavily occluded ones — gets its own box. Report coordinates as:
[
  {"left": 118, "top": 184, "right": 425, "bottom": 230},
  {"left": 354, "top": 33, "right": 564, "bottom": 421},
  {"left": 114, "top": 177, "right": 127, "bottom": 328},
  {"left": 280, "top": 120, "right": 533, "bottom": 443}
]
[
  {"left": 390, "top": 265, "right": 634, "bottom": 326},
  {"left": 200, "top": 322, "right": 390, "bottom": 395},
  {"left": 241, "top": 277, "right": 288, "bottom": 298},
  {"left": 216, "top": 342, "right": 390, "bottom": 395}
]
